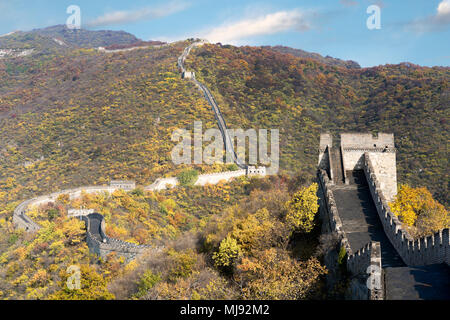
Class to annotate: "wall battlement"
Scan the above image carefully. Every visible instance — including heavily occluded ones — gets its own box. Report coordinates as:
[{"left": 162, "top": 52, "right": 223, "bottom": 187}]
[
  {"left": 364, "top": 154, "right": 449, "bottom": 266},
  {"left": 347, "top": 241, "right": 383, "bottom": 300},
  {"left": 81, "top": 214, "right": 154, "bottom": 262},
  {"left": 317, "top": 132, "right": 449, "bottom": 300},
  {"left": 318, "top": 168, "right": 383, "bottom": 299},
  {"left": 318, "top": 169, "right": 352, "bottom": 255}
]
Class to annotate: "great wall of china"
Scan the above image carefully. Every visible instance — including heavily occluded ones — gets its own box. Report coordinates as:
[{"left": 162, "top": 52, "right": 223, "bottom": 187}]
[
  {"left": 13, "top": 41, "right": 266, "bottom": 261},
  {"left": 13, "top": 168, "right": 265, "bottom": 260},
  {"left": 10, "top": 40, "right": 448, "bottom": 299},
  {"left": 318, "top": 132, "right": 449, "bottom": 300},
  {"left": 178, "top": 41, "right": 249, "bottom": 170}
]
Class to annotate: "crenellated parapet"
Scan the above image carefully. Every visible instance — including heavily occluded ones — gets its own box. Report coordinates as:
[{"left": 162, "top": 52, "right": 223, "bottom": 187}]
[
  {"left": 364, "top": 153, "right": 449, "bottom": 266},
  {"left": 347, "top": 241, "right": 383, "bottom": 300},
  {"left": 81, "top": 214, "right": 154, "bottom": 262},
  {"left": 318, "top": 169, "right": 352, "bottom": 255},
  {"left": 318, "top": 168, "right": 384, "bottom": 299}
]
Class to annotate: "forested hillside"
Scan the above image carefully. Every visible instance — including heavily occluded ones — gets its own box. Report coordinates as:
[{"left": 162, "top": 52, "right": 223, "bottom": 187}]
[
  {"left": 0, "top": 41, "right": 223, "bottom": 216},
  {"left": 185, "top": 44, "right": 449, "bottom": 205},
  {"left": 0, "top": 27, "right": 448, "bottom": 300}
]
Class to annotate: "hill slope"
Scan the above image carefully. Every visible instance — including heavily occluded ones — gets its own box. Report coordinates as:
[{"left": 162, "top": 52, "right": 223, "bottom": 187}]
[
  {"left": 262, "top": 45, "right": 361, "bottom": 69},
  {"left": 30, "top": 25, "right": 139, "bottom": 48},
  {"left": 185, "top": 44, "right": 449, "bottom": 205},
  {"left": 0, "top": 31, "right": 448, "bottom": 212}
]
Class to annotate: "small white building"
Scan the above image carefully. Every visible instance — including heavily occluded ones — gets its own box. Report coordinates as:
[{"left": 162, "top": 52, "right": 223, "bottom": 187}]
[
  {"left": 110, "top": 180, "right": 136, "bottom": 191},
  {"left": 68, "top": 209, "right": 95, "bottom": 217},
  {"left": 247, "top": 166, "right": 267, "bottom": 176},
  {"left": 182, "top": 71, "right": 195, "bottom": 79}
]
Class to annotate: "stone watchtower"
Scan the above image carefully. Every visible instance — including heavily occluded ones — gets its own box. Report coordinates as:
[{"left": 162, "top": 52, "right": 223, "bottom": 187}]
[{"left": 319, "top": 132, "right": 397, "bottom": 201}]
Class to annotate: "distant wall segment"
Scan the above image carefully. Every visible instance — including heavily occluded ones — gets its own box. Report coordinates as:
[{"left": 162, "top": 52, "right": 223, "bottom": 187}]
[{"left": 13, "top": 170, "right": 265, "bottom": 260}]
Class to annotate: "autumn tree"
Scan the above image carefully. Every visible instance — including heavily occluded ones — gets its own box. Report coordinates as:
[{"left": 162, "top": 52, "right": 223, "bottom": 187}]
[
  {"left": 285, "top": 183, "right": 319, "bottom": 233},
  {"left": 235, "top": 248, "right": 326, "bottom": 300},
  {"left": 390, "top": 185, "right": 449, "bottom": 236},
  {"left": 49, "top": 265, "right": 115, "bottom": 300},
  {"left": 213, "top": 236, "right": 241, "bottom": 272}
]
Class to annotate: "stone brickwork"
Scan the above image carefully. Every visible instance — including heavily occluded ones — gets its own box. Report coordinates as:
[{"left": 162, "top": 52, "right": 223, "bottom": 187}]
[
  {"left": 317, "top": 132, "right": 450, "bottom": 300},
  {"left": 347, "top": 241, "right": 383, "bottom": 300},
  {"left": 364, "top": 154, "right": 449, "bottom": 267},
  {"left": 318, "top": 168, "right": 384, "bottom": 299},
  {"left": 178, "top": 41, "right": 248, "bottom": 170},
  {"left": 144, "top": 170, "right": 249, "bottom": 191},
  {"left": 318, "top": 169, "right": 352, "bottom": 255},
  {"left": 182, "top": 71, "right": 195, "bottom": 79},
  {"left": 341, "top": 133, "right": 397, "bottom": 201},
  {"left": 318, "top": 134, "right": 332, "bottom": 173},
  {"left": 110, "top": 180, "right": 136, "bottom": 191},
  {"left": 81, "top": 214, "right": 156, "bottom": 263},
  {"left": 68, "top": 209, "right": 95, "bottom": 217},
  {"left": 13, "top": 185, "right": 126, "bottom": 232},
  {"left": 246, "top": 166, "right": 267, "bottom": 176}
]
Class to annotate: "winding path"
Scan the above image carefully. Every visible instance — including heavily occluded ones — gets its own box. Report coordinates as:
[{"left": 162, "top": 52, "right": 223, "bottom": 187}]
[{"left": 12, "top": 41, "right": 264, "bottom": 261}]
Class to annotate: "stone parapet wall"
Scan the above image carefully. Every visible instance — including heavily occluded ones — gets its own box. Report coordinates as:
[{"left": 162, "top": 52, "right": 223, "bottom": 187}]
[
  {"left": 13, "top": 186, "right": 122, "bottom": 232},
  {"left": 341, "top": 145, "right": 348, "bottom": 184},
  {"left": 341, "top": 133, "right": 395, "bottom": 149},
  {"left": 364, "top": 153, "right": 449, "bottom": 266},
  {"left": 81, "top": 215, "right": 153, "bottom": 262},
  {"left": 318, "top": 168, "right": 383, "bottom": 300},
  {"left": 347, "top": 241, "right": 383, "bottom": 300},
  {"left": 318, "top": 169, "right": 352, "bottom": 255},
  {"left": 144, "top": 170, "right": 248, "bottom": 191},
  {"left": 14, "top": 169, "right": 256, "bottom": 261},
  {"left": 15, "top": 169, "right": 255, "bottom": 234}
]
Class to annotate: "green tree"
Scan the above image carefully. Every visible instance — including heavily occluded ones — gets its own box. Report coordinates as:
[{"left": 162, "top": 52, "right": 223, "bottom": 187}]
[
  {"left": 236, "top": 248, "right": 327, "bottom": 300},
  {"left": 47, "top": 208, "right": 59, "bottom": 221},
  {"left": 134, "top": 270, "right": 162, "bottom": 298},
  {"left": 213, "top": 236, "right": 242, "bottom": 271},
  {"left": 285, "top": 183, "right": 319, "bottom": 233},
  {"left": 177, "top": 169, "right": 199, "bottom": 186}
]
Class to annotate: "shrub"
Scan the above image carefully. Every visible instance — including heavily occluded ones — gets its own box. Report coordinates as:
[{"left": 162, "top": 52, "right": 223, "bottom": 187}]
[
  {"left": 47, "top": 208, "right": 59, "bottom": 221},
  {"left": 134, "top": 270, "right": 162, "bottom": 298},
  {"left": 177, "top": 169, "right": 199, "bottom": 187},
  {"left": 167, "top": 249, "right": 197, "bottom": 281},
  {"left": 131, "top": 188, "right": 144, "bottom": 197},
  {"left": 236, "top": 249, "right": 327, "bottom": 300},
  {"left": 390, "top": 185, "right": 449, "bottom": 236}
]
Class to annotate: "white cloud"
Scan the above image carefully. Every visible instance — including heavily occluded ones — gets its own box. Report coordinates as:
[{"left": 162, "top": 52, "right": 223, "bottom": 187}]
[
  {"left": 199, "top": 10, "right": 313, "bottom": 44},
  {"left": 438, "top": 0, "right": 450, "bottom": 16},
  {"left": 408, "top": 0, "right": 450, "bottom": 33},
  {"left": 86, "top": 2, "right": 189, "bottom": 27}
]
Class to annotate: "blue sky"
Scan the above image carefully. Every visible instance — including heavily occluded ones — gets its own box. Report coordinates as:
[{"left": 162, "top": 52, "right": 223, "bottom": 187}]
[{"left": 0, "top": 0, "right": 449, "bottom": 67}]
